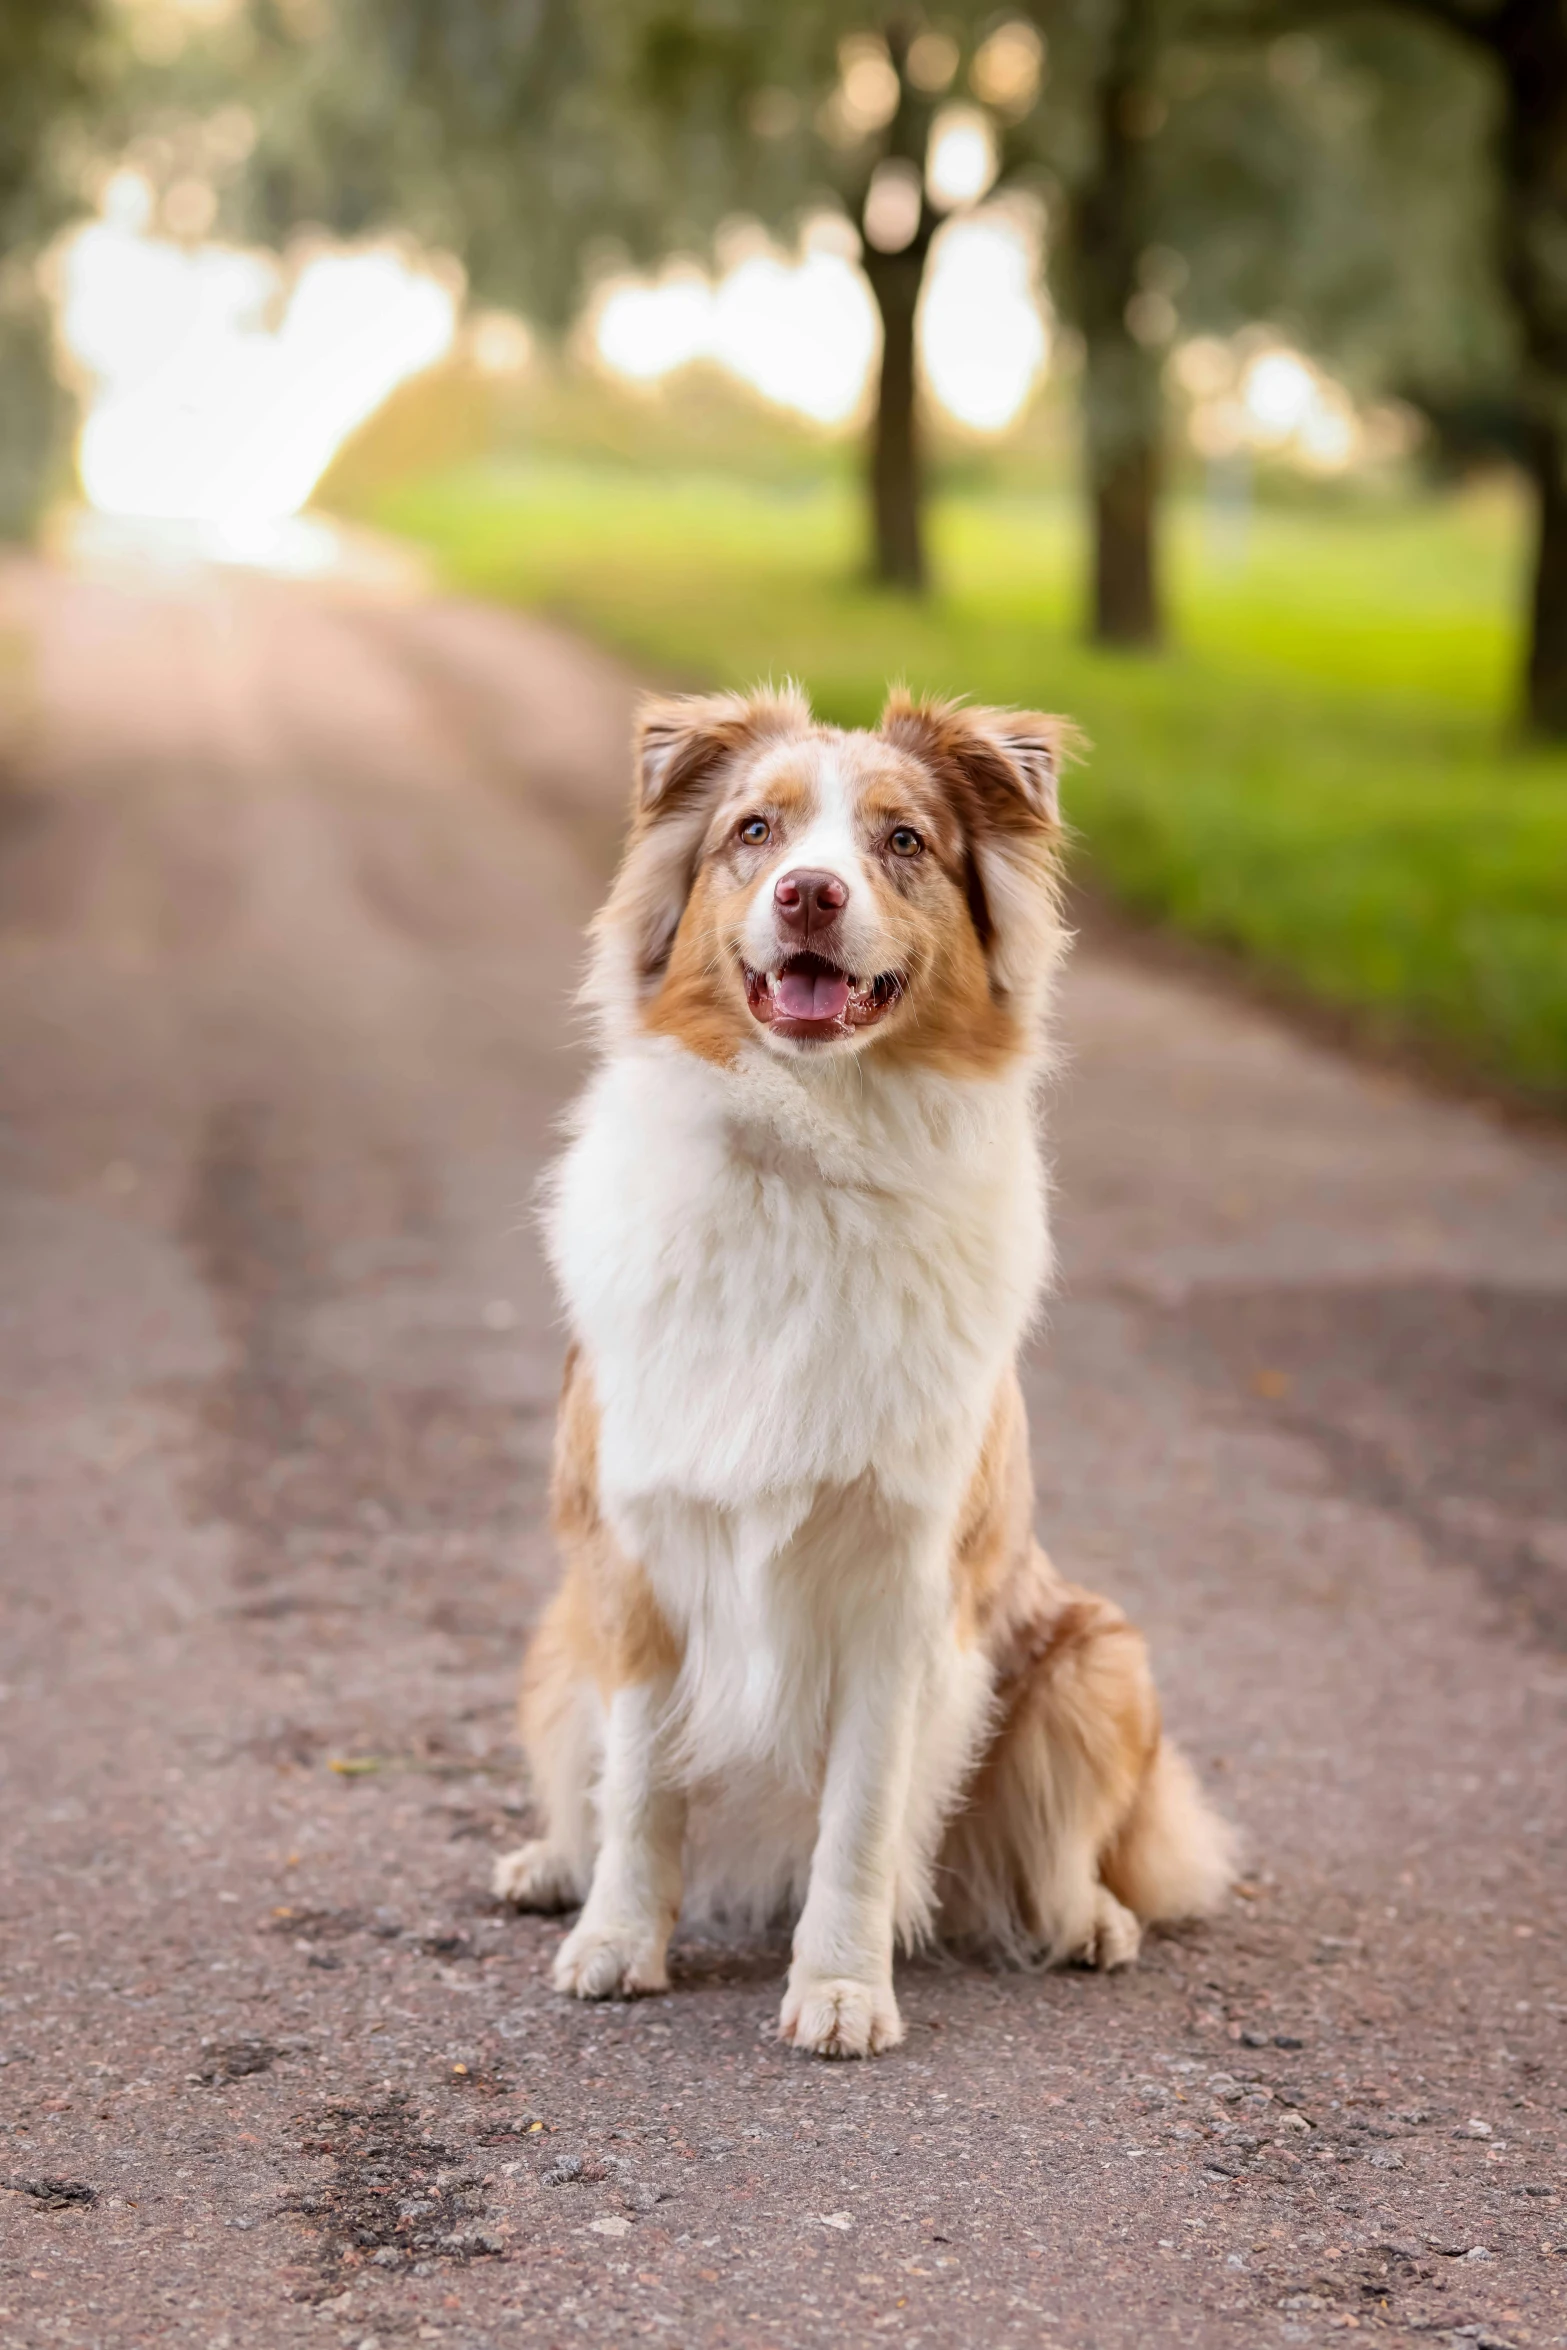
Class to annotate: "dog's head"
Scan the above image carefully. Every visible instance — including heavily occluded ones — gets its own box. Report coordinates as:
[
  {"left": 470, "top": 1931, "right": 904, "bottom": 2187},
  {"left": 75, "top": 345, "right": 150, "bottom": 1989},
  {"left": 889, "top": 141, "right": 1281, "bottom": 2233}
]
[{"left": 590, "top": 682, "right": 1075, "bottom": 1073}]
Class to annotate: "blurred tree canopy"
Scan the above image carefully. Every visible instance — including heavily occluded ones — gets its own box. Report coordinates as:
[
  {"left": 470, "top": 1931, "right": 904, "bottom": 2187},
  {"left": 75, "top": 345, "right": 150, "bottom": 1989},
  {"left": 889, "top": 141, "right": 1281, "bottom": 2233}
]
[
  {"left": 509, "top": 2, "right": 1504, "bottom": 639},
  {"left": 18, "top": 0, "right": 1565, "bottom": 729},
  {"left": 0, "top": 0, "right": 105, "bottom": 536},
  {"left": 212, "top": 0, "right": 1500, "bottom": 639},
  {"left": 0, "top": 0, "right": 103, "bottom": 247}
]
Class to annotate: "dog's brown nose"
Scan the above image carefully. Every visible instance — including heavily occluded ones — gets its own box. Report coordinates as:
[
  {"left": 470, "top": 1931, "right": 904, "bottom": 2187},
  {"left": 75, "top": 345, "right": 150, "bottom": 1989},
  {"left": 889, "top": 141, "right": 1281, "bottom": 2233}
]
[{"left": 774, "top": 868, "right": 849, "bottom": 938}]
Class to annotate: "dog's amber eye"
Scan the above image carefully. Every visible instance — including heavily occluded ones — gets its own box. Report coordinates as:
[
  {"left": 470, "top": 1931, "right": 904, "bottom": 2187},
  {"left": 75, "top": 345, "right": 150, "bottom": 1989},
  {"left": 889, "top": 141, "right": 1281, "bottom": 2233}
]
[
  {"left": 738, "top": 816, "right": 770, "bottom": 846},
  {"left": 888, "top": 826, "right": 923, "bottom": 857}
]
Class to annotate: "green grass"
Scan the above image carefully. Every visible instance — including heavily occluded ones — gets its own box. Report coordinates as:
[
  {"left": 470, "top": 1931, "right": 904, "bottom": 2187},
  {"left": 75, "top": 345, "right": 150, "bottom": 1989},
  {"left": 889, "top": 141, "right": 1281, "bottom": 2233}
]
[{"left": 365, "top": 458, "right": 1567, "bottom": 1103}]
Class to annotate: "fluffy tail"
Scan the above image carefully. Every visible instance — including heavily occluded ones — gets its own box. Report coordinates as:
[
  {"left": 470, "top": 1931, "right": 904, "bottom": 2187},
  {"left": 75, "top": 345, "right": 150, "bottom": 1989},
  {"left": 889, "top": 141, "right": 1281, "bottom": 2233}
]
[{"left": 1102, "top": 1734, "right": 1238, "bottom": 1924}]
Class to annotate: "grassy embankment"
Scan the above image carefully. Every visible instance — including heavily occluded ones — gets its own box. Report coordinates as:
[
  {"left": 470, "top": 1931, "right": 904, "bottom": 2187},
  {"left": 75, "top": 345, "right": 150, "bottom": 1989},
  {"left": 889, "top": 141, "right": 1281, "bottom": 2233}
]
[{"left": 366, "top": 458, "right": 1567, "bottom": 1104}]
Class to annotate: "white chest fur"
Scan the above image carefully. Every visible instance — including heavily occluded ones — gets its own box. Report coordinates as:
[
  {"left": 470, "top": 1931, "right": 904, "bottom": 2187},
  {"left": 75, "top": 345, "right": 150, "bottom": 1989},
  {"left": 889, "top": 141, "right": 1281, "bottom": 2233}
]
[
  {"left": 546, "top": 1038, "right": 1050, "bottom": 1520},
  {"left": 545, "top": 1038, "right": 1048, "bottom": 1804}
]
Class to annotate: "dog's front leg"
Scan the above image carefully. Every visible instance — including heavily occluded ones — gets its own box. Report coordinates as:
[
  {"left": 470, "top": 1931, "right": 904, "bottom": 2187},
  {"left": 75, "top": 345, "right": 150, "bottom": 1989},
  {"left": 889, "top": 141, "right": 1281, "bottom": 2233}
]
[
  {"left": 781, "top": 1630, "right": 922, "bottom": 2060},
  {"left": 553, "top": 1678, "right": 685, "bottom": 2000}
]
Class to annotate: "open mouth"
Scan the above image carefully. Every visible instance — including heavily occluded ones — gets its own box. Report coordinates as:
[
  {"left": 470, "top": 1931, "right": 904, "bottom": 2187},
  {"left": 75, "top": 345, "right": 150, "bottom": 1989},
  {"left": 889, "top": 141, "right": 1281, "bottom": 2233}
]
[{"left": 743, "top": 951, "right": 903, "bottom": 1040}]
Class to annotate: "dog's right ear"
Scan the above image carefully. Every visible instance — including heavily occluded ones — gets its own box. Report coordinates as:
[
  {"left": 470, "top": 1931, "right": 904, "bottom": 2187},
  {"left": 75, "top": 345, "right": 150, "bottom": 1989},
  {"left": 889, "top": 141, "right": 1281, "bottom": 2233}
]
[
  {"left": 635, "top": 693, "right": 742, "bottom": 810},
  {"left": 593, "top": 685, "right": 813, "bottom": 1014},
  {"left": 634, "top": 686, "right": 809, "bottom": 812}
]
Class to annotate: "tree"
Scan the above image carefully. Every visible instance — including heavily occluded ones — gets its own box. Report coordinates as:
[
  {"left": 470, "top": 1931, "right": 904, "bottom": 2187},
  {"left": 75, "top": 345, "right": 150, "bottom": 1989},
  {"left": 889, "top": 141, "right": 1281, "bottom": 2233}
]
[
  {"left": 1047, "top": 0, "right": 1511, "bottom": 648},
  {"left": 229, "top": 4, "right": 1054, "bottom": 591},
  {"left": 0, "top": 2, "right": 103, "bottom": 245},
  {"left": 1165, "top": 0, "right": 1560, "bottom": 730},
  {"left": 1053, "top": 0, "right": 1167, "bottom": 642},
  {"left": 0, "top": 0, "right": 104, "bottom": 535},
  {"left": 856, "top": 24, "right": 946, "bottom": 591},
  {"left": 588, "top": 4, "right": 1053, "bottom": 593},
  {"left": 1350, "top": 0, "right": 1567, "bottom": 730},
  {"left": 166, "top": 0, "right": 1517, "bottom": 670}
]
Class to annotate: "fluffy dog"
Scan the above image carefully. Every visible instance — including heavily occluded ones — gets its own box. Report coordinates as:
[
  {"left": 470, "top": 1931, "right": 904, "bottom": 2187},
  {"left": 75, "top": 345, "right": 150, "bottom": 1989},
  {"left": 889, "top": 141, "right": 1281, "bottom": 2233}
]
[{"left": 493, "top": 683, "right": 1234, "bottom": 2057}]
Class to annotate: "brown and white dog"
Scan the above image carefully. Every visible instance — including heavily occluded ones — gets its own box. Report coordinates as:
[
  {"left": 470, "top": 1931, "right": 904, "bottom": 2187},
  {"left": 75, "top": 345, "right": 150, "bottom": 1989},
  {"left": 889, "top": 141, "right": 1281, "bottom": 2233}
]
[{"left": 493, "top": 683, "right": 1234, "bottom": 2057}]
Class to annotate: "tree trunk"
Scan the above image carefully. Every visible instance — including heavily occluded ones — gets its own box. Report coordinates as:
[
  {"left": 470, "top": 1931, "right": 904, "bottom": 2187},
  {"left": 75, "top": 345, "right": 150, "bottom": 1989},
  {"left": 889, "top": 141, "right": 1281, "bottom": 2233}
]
[
  {"left": 853, "top": 24, "right": 946, "bottom": 594},
  {"left": 1072, "top": 0, "right": 1164, "bottom": 648},
  {"left": 1491, "top": 7, "right": 1567, "bottom": 734},
  {"left": 1524, "top": 413, "right": 1567, "bottom": 732},
  {"left": 863, "top": 246, "right": 928, "bottom": 592},
  {"left": 1087, "top": 350, "right": 1161, "bottom": 644}
]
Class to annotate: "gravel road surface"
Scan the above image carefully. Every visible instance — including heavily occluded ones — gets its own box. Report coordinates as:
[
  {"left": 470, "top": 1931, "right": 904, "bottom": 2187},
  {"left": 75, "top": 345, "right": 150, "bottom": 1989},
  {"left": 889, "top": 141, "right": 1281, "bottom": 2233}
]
[{"left": 1, "top": 554, "right": 1564, "bottom": 2350}]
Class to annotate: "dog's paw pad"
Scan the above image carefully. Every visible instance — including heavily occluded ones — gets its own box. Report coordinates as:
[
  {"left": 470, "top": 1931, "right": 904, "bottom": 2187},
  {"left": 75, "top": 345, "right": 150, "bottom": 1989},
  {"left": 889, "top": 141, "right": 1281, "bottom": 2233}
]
[
  {"left": 552, "top": 1924, "right": 668, "bottom": 2001},
  {"left": 492, "top": 1842, "right": 582, "bottom": 1912},
  {"left": 779, "top": 1973, "right": 903, "bottom": 2060}
]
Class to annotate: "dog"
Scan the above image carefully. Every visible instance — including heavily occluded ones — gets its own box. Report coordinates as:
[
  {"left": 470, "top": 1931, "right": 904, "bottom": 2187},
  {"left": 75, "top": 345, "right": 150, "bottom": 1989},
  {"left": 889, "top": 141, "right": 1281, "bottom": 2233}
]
[{"left": 493, "top": 682, "right": 1235, "bottom": 2057}]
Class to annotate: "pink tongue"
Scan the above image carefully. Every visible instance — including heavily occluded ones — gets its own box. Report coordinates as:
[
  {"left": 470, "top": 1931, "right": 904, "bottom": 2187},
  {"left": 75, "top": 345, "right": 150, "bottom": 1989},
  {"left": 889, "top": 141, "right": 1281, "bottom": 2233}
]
[{"left": 777, "top": 967, "right": 851, "bottom": 1022}]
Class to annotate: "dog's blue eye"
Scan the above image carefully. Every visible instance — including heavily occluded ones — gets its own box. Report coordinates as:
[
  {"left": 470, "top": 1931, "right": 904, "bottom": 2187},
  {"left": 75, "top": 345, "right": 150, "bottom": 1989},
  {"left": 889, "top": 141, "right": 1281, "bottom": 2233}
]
[
  {"left": 739, "top": 817, "right": 770, "bottom": 845},
  {"left": 889, "top": 826, "right": 923, "bottom": 857}
]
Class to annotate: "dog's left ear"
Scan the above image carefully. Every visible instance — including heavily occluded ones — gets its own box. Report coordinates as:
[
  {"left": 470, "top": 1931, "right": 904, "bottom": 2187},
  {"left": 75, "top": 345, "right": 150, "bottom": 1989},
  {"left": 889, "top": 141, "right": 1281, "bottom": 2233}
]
[
  {"left": 879, "top": 691, "right": 1072, "bottom": 829},
  {"left": 878, "top": 692, "right": 1078, "bottom": 1005}
]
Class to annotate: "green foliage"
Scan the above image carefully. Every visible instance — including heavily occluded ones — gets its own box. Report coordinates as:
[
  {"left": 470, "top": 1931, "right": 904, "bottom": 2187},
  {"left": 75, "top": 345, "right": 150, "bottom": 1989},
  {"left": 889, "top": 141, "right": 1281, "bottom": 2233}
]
[
  {"left": 1144, "top": 13, "right": 1507, "bottom": 408},
  {"left": 0, "top": 277, "right": 72, "bottom": 539},
  {"left": 319, "top": 353, "right": 874, "bottom": 509},
  {"left": 0, "top": 0, "right": 103, "bottom": 247},
  {"left": 361, "top": 456, "right": 1567, "bottom": 1102},
  {"left": 223, "top": 0, "right": 731, "bottom": 324},
  {"left": 166, "top": 1, "right": 1510, "bottom": 459},
  {"left": 0, "top": 0, "right": 106, "bottom": 541}
]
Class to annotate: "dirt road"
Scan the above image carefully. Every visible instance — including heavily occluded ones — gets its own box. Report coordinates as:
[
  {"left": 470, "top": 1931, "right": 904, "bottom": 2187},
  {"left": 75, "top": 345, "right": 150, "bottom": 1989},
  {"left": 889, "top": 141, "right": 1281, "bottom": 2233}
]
[{"left": 1, "top": 553, "right": 1564, "bottom": 2350}]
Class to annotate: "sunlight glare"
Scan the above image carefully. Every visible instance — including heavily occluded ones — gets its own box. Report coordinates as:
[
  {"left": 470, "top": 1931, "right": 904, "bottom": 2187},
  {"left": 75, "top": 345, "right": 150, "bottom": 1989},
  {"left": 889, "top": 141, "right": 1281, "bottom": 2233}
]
[
  {"left": 594, "top": 270, "right": 712, "bottom": 383},
  {"left": 927, "top": 108, "right": 998, "bottom": 208},
  {"left": 1241, "top": 350, "right": 1317, "bottom": 439},
  {"left": 594, "top": 247, "right": 877, "bottom": 427},
  {"left": 59, "top": 188, "right": 458, "bottom": 535},
  {"left": 592, "top": 212, "right": 1047, "bottom": 434},
  {"left": 714, "top": 251, "right": 879, "bottom": 425},
  {"left": 921, "top": 218, "right": 1047, "bottom": 432},
  {"left": 1185, "top": 340, "right": 1367, "bottom": 473}
]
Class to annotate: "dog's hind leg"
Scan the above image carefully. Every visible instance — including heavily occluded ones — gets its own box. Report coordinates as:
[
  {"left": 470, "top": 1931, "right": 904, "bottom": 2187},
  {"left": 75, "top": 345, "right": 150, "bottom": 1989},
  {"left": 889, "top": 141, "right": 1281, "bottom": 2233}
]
[
  {"left": 492, "top": 1589, "right": 600, "bottom": 1913},
  {"left": 939, "top": 1578, "right": 1233, "bottom": 1965},
  {"left": 496, "top": 1345, "right": 631, "bottom": 1917}
]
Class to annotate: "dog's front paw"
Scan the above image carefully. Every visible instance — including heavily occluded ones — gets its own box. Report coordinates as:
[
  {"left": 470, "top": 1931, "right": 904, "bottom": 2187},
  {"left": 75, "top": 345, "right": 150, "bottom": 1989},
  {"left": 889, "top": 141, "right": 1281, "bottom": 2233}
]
[
  {"left": 552, "top": 1920, "right": 669, "bottom": 2001},
  {"left": 779, "top": 1969, "right": 903, "bottom": 2060},
  {"left": 492, "top": 1841, "right": 584, "bottom": 1912}
]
